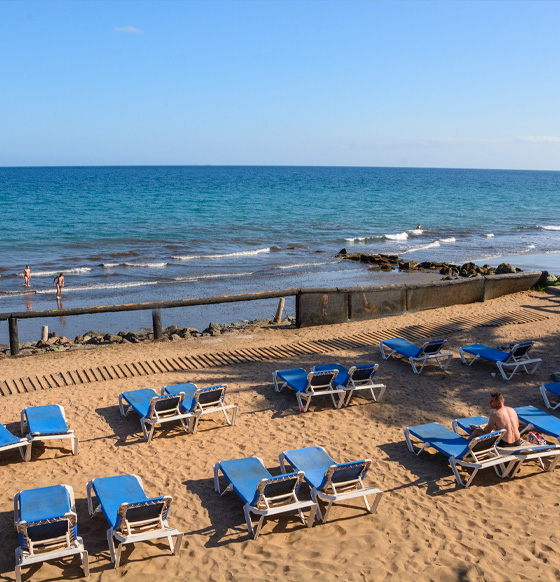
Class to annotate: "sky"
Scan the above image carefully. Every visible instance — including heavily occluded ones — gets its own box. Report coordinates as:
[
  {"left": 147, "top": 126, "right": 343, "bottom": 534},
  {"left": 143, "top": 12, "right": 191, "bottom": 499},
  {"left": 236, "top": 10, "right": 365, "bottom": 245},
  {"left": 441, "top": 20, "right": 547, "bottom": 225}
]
[{"left": 1, "top": 0, "right": 559, "bottom": 170}]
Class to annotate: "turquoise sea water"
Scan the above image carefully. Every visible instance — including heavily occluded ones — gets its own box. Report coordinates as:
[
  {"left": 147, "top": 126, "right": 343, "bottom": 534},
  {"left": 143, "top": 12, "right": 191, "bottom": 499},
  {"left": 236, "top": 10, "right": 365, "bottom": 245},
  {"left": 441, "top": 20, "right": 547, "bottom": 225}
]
[{"left": 1, "top": 166, "right": 560, "bottom": 343}]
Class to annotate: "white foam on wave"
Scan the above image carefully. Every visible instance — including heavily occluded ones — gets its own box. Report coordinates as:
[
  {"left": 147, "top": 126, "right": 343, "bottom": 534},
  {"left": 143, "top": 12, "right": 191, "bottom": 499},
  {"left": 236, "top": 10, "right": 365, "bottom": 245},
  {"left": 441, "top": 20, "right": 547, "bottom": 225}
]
[
  {"left": 101, "top": 263, "right": 120, "bottom": 268},
  {"left": 32, "top": 267, "right": 92, "bottom": 277},
  {"left": 439, "top": 237, "right": 456, "bottom": 243},
  {"left": 276, "top": 261, "right": 338, "bottom": 269},
  {"left": 384, "top": 232, "right": 408, "bottom": 241},
  {"left": 540, "top": 225, "right": 560, "bottom": 231},
  {"left": 34, "top": 280, "right": 159, "bottom": 294},
  {"left": 402, "top": 241, "right": 441, "bottom": 254},
  {"left": 343, "top": 235, "right": 383, "bottom": 243},
  {"left": 483, "top": 233, "right": 495, "bottom": 238},
  {"left": 408, "top": 229, "right": 424, "bottom": 235},
  {"left": 172, "top": 271, "right": 254, "bottom": 282},
  {"left": 172, "top": 247, "right": 271, "bottom": 261},
  {"left": 124, "top": 262, "right": 168, "bottom": 268},
  {"left": 527, "top": 244, "right": 536, "bottom": 249}
]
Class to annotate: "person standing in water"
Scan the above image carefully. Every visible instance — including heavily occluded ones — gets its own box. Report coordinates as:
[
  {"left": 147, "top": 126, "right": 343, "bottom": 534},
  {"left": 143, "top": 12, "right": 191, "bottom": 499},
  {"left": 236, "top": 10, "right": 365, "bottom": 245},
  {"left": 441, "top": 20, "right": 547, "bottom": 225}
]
[
  {"left": 53, "top": 272, "right": 64, "bottom": 297},
  {"left": 23, "top": 265, "right": 31, "bottom": 286}
]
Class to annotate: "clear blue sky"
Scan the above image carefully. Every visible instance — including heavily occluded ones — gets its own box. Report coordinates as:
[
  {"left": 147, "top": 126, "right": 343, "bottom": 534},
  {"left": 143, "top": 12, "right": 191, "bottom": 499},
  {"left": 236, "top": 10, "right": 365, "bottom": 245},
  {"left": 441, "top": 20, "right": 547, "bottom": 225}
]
[{"left": 2, "top": 0, "right": 559, "bottom": 170}]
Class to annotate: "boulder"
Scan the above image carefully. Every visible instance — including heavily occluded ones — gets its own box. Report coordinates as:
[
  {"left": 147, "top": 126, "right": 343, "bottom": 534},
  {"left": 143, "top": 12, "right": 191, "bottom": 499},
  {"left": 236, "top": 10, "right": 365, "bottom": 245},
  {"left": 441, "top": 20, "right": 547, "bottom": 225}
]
[
  {"left": 104, "top": 333, "right": 122, "bottom": 343},
  {"left": 547, "top": 274, "right": 558, "bottom": 283},
  {"left": 337, "top": 248, "right": 348, "bottom": 256},
  {"left": 496, "top": 263, "right": 515, "bottom": 274}
]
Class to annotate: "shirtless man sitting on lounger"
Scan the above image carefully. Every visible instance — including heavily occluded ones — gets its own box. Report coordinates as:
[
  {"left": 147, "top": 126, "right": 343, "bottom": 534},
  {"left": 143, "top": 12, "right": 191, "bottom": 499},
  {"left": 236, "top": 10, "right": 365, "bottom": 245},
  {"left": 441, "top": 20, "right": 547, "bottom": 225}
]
[{"left": 469, "top": 392, "right": 523, "bottom": 447}]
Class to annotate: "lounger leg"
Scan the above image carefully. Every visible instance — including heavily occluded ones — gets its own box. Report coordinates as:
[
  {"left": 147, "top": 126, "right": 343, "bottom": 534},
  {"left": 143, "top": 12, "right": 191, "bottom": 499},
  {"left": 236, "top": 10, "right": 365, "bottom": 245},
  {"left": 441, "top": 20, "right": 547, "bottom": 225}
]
[
  {"left": 172, "top": 532, "right": 184, "bottom": 555},
  {"left": 107, "top": 529, "right": 117, "bottom": 564},
  {"left": 24, "top": 442, "right": 32, "bottom": 463},
  {"left": 72, "top": 435, "right": 78, "bottom": 455},
  {"left": 213, "top": 464, "right": 221, "bottom": 493},
  {"left": 15, "top": 565, "right": 22, "bottom": 582},
  {"left": 114, "top": 543, "right": 123, "bottom": 569},
  {"left": 311, "top": 491, "right": 323, "bottom": 522},
  {"left": 368, "top": 491, "right": 382, "bottom": 514},
  {"left": 147, "top": 423, "right": 156, "bottom": 443},
  {"left": 272, "top": 372, "right": 282, "bottom": 392},
  {"left": 409, "top": 358, "right": 422, "bottom": 374},
  {"left": 449, "top": 458, "right": 466, "bottom": 487},
  {"left": 81, "top": 550, "right": 90, "bottom": 577},
  {"left": 322, "top": 501, "right": 334, "bottom": 522},
  {"left": 375, "top": 385, "right": 387, "bottom": 402},
  {"left": 307, "top": 503, "right": 317, "bottom": 528},
  {"left": 243, "top": 505, "right": 255, "bottom": 537}
]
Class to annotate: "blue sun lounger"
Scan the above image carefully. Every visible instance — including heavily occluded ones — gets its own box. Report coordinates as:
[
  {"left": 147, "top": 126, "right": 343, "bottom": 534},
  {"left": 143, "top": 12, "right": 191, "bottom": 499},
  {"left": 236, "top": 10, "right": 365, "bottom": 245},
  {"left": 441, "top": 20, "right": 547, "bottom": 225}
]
[
  {"left": 118, "top": 388, "right": 189, "bottom": 442},
  {"left": 539, "top": 382, "right": 560, "bottom": 410},
  {"left": 21, "top": 405, "right": 78, "bottom": 458},
  {"left": 379, "top": 337, "right": 452, "bottom": 374},
  {"left": 162, "top": 382, "right": 238, "bottom": 433},
  {"left": 458, "top": 341, "right": 541, "bottom": 380},
  {"left": 451, "top": 412, "right": 560, "bottom": 477},
  {"left": 404, "top": 422, "right": 517, "bottom": 487},
  {"left": 0, "top": 422, "right": 30, "bottom": 462},
  {"left": 14, "top": 484, "right": 89, "bottom": 582},
  {"left": 278, "top": 446, "right": 382, "bottom": 522},
  {"left": 213, "top": 456, "right": 317, "bottom": 538},
  {"left": 311, "top": 364, "right": 386, "bottom": 406},
  {"left": 272, "top": 368, "right": 345, "bottom": 411},
  {"left": 86, "top": 474, "right": 183, "bottom": 568},
  {"left": 515, "top": 405, "right": 560, "bottom": 444}
]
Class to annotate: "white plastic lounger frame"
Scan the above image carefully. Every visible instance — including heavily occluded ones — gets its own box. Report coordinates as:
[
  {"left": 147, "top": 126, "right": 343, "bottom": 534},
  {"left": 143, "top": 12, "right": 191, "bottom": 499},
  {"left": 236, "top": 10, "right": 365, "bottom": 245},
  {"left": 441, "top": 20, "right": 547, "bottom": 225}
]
[
  {"left": 0, "top": 426, "right": 31, "bottom": 463},
  {"left": 162, "top": 384, "right": 238, "bottom": 434},
  {"left": 213, "top": 462, "right": 317, "bottom": 539},
  {"left": 279, "top": 453, "right": 382, "bottom": 523},
  {"left": 458, "top": 342, "right": 542, "bottom": 381},
  {"left": 379, "top": 338, "right": 452, "bottom": 374},
  {"left": 404, "top": 427, "right": 518, "bottom": 487},
  {"left": 21, "top": 405, "right": 78, "bottom": 457},
  {"left": 343, "top": 365, "right": 386, "bottom": 406},
  {"left": 14, "top": 485, "right": 89, "bottom": 582},
  {"left": 539, "top": 383, "right": 560, "bottom": 411},
  {"left": 86, "top": 475, "right": 184, "bottom": 568},
  {"left": 272, "top": 370, "right": 345, "bottom": 412},
  {"left": 118, "top": 391, "right": 189, "bottom": 442}
]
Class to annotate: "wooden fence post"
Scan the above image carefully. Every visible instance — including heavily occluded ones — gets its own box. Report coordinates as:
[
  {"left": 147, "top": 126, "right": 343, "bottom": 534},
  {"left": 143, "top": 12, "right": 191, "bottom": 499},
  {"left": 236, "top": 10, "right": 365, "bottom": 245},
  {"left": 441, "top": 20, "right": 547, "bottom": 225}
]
[
  {"left": 152, "top": 309, "right": 163, "bottom": 340},
  {"left": 273, "top": 298, "right": 285, "bottom": 323},
  {"left": 9, "top": 317, "right": 19, "bottom": 356}
]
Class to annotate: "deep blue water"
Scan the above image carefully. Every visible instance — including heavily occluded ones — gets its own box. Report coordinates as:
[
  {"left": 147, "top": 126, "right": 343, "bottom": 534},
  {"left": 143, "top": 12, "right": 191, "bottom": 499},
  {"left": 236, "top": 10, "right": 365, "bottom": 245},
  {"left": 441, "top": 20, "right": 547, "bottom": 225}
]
[{"left": 1, "top": 165, "right": 560, "bottom": 343}]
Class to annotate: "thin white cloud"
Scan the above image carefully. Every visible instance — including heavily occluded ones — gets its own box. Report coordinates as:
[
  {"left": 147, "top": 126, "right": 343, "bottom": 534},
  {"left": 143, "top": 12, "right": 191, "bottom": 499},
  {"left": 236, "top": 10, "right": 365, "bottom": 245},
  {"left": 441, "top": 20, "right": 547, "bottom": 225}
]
[
  {"left": 515, "top": 135, "right": 560, "bottom": 144},
  {"left": 114, "top": 25, "right": 143, "bottom": 34}
]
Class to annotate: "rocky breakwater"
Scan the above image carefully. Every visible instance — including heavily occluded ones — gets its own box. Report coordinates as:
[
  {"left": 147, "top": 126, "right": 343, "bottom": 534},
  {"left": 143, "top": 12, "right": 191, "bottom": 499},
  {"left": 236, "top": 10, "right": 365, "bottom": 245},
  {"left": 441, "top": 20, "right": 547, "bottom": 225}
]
[
  {"left": 337, "top": 249, "right": 522, "bottom": 278},
  {"left": 0, "top": 316, "right": 296, "bottom": 358}
]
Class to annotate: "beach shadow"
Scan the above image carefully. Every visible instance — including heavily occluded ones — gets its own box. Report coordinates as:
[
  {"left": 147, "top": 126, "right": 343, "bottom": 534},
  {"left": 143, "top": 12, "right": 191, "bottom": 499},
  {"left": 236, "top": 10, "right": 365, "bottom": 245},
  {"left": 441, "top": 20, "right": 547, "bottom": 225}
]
[
  {"left": 94, "top": 405, "right": 190, "bottom": 446},
  {"left": 183, "top": 464, "right": 317, "bottom": 547}
]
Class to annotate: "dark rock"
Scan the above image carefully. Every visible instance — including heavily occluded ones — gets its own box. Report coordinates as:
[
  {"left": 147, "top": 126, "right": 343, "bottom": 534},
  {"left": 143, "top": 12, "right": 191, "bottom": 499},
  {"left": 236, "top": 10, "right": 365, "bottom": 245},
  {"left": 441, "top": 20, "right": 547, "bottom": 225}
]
[
  {"left": 337, "top": 248, "right": 348, "bottom": 256},
  {"left": 400, "top": 261, "right": 418, "bottom": 271},
  {"left": 104, "top": 333, "right": 122, "bottom": 343},
  {"left": 164, "top": 325, "right": 182, "bottom": 336},
  {"left": 496, "top": 263, "right": 516, "bottom": 274},
  {"left": 84, "top": 330, "right": 103, "bottom": 338}
]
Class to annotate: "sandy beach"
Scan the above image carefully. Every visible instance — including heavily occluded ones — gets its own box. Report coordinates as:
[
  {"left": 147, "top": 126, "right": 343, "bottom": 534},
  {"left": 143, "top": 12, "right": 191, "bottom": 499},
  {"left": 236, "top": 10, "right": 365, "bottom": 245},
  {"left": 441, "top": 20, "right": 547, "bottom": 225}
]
[{"left": 1, "top": 288, "right": 560, "bottom": 582}]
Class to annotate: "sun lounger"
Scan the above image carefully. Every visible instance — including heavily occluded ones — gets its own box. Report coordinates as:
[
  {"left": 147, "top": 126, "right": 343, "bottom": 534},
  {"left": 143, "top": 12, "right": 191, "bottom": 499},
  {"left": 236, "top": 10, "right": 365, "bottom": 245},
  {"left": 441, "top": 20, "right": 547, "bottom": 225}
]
[
  {"left": 451, "top": 413, "right": 560, "bottom": 477},
  {"left": 404, "top": 422, "right": 517, "bottom": 487},
  {"left": 272, "top": 368, "right": 345, "bottom": 411},
  {"left": 0, "top": 422, "right": 30, "bottom": 462},
  {"left": 86, "top": 474, "right": 183, "bottom": 568},
  {"left": 311, "top": 364, "right": 386, "bottom": 406},
  {"left": 21, "top": 405, "right": 77, "bottom": 458},
  {"left": 278, "top": 446, "right": 382, "bottom": 522},
  {"left": 515, "top": 405, "right": 560, "bottom": 444},
  {"left": 539, "top": 382, "right": 560, "bottom": 410},
  {"left": 458, "top": 341, "right": 541, "bottom": 380},
  {"left": 118, "top": 388, "right": 189, "bottom": 442},
  {"left": 161, "top": 382, "right": 237, "bottom": 433},
  {"left": 14, "top": 484, "right": 89, "bottom": 582},
  {"left": 379, "top": 337, "right": 452, "bottom": 374},
  {"left": 213, "top": 456, "right": 317, "bottom": 538}
]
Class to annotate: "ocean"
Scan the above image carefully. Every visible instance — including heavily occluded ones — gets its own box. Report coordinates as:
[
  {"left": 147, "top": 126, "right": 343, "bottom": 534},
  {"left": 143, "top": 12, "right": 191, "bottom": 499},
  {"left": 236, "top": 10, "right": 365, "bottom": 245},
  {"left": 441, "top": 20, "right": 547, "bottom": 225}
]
[{"left": 1, "top": 165, "right": 560, "bottom": 344}]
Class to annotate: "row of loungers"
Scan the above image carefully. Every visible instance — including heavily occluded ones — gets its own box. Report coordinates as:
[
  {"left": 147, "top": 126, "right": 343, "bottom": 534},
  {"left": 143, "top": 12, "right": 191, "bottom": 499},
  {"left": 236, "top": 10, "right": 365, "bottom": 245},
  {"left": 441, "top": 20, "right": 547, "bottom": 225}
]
[
  {"left": 14, "top": 446, "right": 382, "bottom": 581},
  {"left": 404, "top": 406, "right": 560, "bottom": 487},
  {"left": 379, "top": 337, "right": 542, "bottom": 380}
]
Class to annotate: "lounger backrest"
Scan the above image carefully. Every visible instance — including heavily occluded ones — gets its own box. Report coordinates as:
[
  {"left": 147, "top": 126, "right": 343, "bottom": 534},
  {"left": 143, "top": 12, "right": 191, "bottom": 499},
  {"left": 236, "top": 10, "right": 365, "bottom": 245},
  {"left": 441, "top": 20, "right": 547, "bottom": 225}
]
[
  {"left": 321, "top": 459, "right": 372, "bottom": 492},
  {"left": 306, "top": 371, "right": 338, "bottom": 392},
  {"left": 252, "top": 472, "right": 305, "bottom": 510},
  {"left": 467, "top": 430, "right": 505, "bottom": 460},
  {"left": 194, "top": 385, "right": 227, "bottom": 410},
  {"left": 115, "top": 496, "right": 172, "bottom": 535},
  {"left": 349, "top": 365, "right": 379, "bottom": 386},
  {"left": 420, "top": 339, "right": 446, "bottom": 356},
  {"left": 148, "top": 394, "right": 184, "bottom": 419},
  {"left": 508, "top": 341, "right": 534, "bottom": 361},
  {"left": 17, "top": 512, "right": 77, "bottom": 554}
]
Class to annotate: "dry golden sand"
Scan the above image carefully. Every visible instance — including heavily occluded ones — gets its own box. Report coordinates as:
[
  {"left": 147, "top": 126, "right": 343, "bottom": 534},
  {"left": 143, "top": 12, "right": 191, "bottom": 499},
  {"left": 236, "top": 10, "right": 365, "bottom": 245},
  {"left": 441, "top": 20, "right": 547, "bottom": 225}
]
[{"left": 1, "top": 290, "right": 560, "bottom": 582}]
